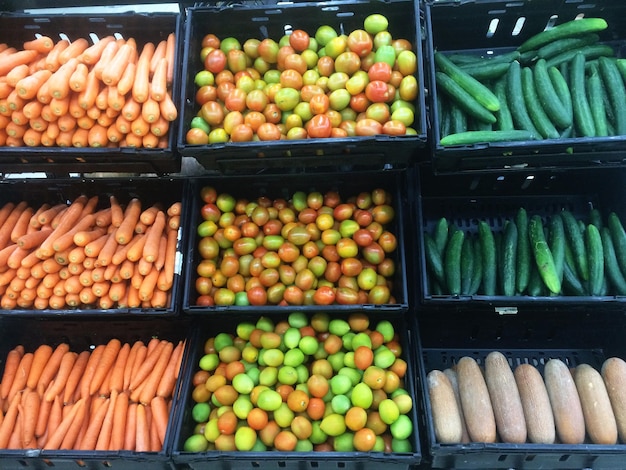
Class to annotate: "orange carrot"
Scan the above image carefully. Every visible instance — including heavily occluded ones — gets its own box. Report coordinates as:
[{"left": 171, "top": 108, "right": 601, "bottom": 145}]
[
  {"left": 44, "top": 40, "right": 69, "bottom": 72},
  {"left": 78, "top": 395, "right": 109, "bottom": 450},
  {"left": 124, "top": 402, "right": 137, "bottom": 451},
  {"left": 93, "top": 40, "right": 119, "bottom": 81},
  {"left": 129, "top": 340, "right": 167, "bottom": 392},
  {"left": 7, "top": 352, "right": 32, "bottom": 404},
  {"left": 37, "top": 343, "right": 70, "bottom": 392},
  {"left": 88, "top": 339, "right": 122, "bottom": 397},
  {"left": 5, "top": 120, "right": 26, "bottom": 139},
  {"left": 52, "top": 213, "right": 96, "bottom": 252},
  {"left": 42, "top": 257, "right": 62, "bottom": 274},
  {"left": 131, "top": 267, "right": 144, "bottom": 291},
  {"left": 109, "top": 195, "right": 123, "bottom": 228},
  {"left": 0, "top": 348, "right": 24, "bottom": 400},
  {"left": 78, "top": 69, "right": 99, "bottom": 110},
  {"left": 67, "top": 246, "right": 86, "bottom": 265},
  {"left": 46, "top": 395, "right": 63, "bottom": 445},
  {"left": 150, "top": 40, "right": 167, "bottom": 75},
  {"left": 36, "top": 78, "right": 51, "bottom": 104},
  {"left": 37, "top": 196, "right": 87, "bottom": 258},
  {"left": 42, "top": 272, "right": 60, "bottom": 290},
  {"left": 87, "top": 123, "right": 108, "bottom": 148},
  {"left": 141, "top": 211, "right": 166, "bottom": 264},
  {"left": 25, "top": 344, "right": 53, "bottom": 390},
  {"left": 48, "top": 294, "right": 66, "bottom": 309},
  {"left": 150, "top": 57, "right": 168, "bottom": 103},
  {"left": 102, "top": 43, "right": 133, "bottom": 86},
  {"left": 79, "top": 269, "right": 94, "bottom": 288},
  {"left": 24, "top": 36, "right": 54, "bottom": 54},
  {"left": 141, "top": 96, "right": 160, "bottom": 123},
  {"left": 69, "top": 93, "right": 84, "bottom": 119},
  {"left": 78, "top": 344, "right": 105, "bottom": 400},
  {"left": 35, "top": 385, "right": 53, "bottom": 437},
  {"left": 84, "top": 233, "right": 109, "bottom": 259},
  {"left": 6, "top": 64, "right": 30, "bottom": 88},
  {"left": 165, "top": 33, "right": 176, "bottom": 85},
  {"left": 159, "top": 91, "right": 178, "bottom": 122},
  {"left": 11, "top": 108, "right": 28, "bottom": 126},
  {"left": 115, "top": 198, "right": 142, "bottom": 245},
  {"left": 58, "top": 397, "right": 87, "bottom": 450},
  {"left": 37, "top": 203, "right": 65, "bottom": 227},
  {"left": 15, "top": 69, "right": 52, "bottom": 101},
  {"left": 9, "top": 404, "right": 23, "bottom": 449},
  {"left": 108, "top": 282, "right": 126, "bottom": 304},
  {"left": 0, "top": 201, "right": 28, "bottom": 249},
  {"left": 150, "top": 395, "right": 169, "bottom": 447},
  {"left": 44, "top": 350, "right": 77, "bottom": 402},
  {"left": 150, "top": 115, "right": 169, "bottom": 137},
  {"left": 0, "top": 268, "right": 18, "bottom": 287},
  {"left": 50, "top": 95, "right": 70, "bottom": 117},
  {"left": 131, "top": 116, "right": 150, "bottom": 137},
  {"left": 10, "top": 206, "right": 34, "bottom": 244},
  {"left": 63, "top": 273, "right": 83, "bottom": 294},
  {"left": 57, "top": 113, "right": 76, "bottom": 132},
  {"left": 135, "top": 403, "right": 150, "bottom": 452},
  {"left": 7, "top": 88, "right": 26, "bottom": 111},
  {"left": 0, "top": 50, "right": 39, "bottom": 76},
  {"left": 109, "top": 391, "right": 128, "bottom": 450},
  {"left": 44, "top": 397, "right": 86, "bottom": 450},
  {"left": 58, "top": 38, "right": 89, "bottom": 65},
  {"left": 106, "top": 125, "right": 124, "bottom": 144},
  {"left": 95, "top": 389, "right": 117, "bottom": 451},
  {"left": 63, "top": 350, "right": 90, "bottom": 405},
  {"left": 132, "top": 43, "right": 153, "bottom": 104},
  {"left": 136, "top": 341, "right": 173, "bottom": 405},
  {"left": 79, "top": 36, "right": 115, "bottom": 65},
  {"left": 48, "top": 57, "right": 78, "bottom": 100},
  {"left": 0, "top": 392, "right": 21, "bottom": 448},
  {"left": 69, "top": 63, "right": 89, "bottom": 93},
  {"left": 21, "top": 388, "right": 40, "bottom": 448},
  {"left": 117, "top": 61, "right": 136, "bottom": 96},
  {"left": 156, "top": 340, "right": 184, "bottom": 399},
  {"left": 76, "top": 115, "right": 94, "bottom": 130},
  {"left": 158, "top": 228, "right": 178, "bottom": 292}
]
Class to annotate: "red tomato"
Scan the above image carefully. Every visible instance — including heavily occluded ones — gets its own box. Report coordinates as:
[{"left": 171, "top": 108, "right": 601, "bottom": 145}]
[
  {"left": 355, "top": 118, "right": 383, "bottom": 136},
  {"left": 317, "top": 56, "right": 335, "bottom": 77},
  {"left": 217, "top": 81, "right": 236, "bottom": 102},
  {"left": 201, "top": 101, "right": 225, "bottom": 126},
  {"left": 313, "top": 286, "right": 336, "bottom": 305},
  {"left": 257, "top": 122, "right": 283, "bottom": 140},
  {"left": 330, "top": 127, "right": 348, "bottom": 138},
  {"left": 306, "top": 114, "right": 332, "bottom": 138},
  {"left": 367, "top": 62, "right": 393, "bottom": 83},
  {"left": 349, "top": 93, "right": 370, "bottom": 113},
  {"left": 258, "top": 38, "right": 279, "bottom": 63},
  {"left": 263, "top": 104, "right": 282, "bottom": 124},
  {"left": 196, "top": 85, "right": 218, "bottom": 105},
  {"left": 289, "top": 30, "right": 310, "bottom": 52},
  {"left": 245, "top": 89, "right": 269, "bottom": 112},
  {"left": 284, "top": 54, "right": 308, "bottom": 76},
  {"left": 277, "top": 45, "right": 296, "bottom": 70},
  {"left": 309, "top": 94, "right": 330, "bottom": 115},
  {"left": 215, "top": 70, "right": 234, "bottom": 85},
  {"left": 365, "top": 80, "right": 392, "bottom": 103},
  {"left": 347, "top": 29, "right": 374, "bottom": 57},
  {"left": 225, "top": 87, "right": 247, "bottom": 112},
  {"left": 202, "top": 34, "right": 220, "bottom": 49},
  {"left": 204, "top": 49, "right": 227, "bottom": 74},
  {"left": 382, "top": 120, "right": 407, "bottom": 135},
  {"left": 244, "top": 111, "right": 266, "bottom": 131},
  {"left": 230, "top": 123, "right": 254, "bottom": 142},
  {"left": 186, "top": 127, "right": 209, "bottom": 145},
  {"left": 280, "top": 69, "right": 304, "bottom": 90},
  {"left": 300, "top": 85, "right": 325, "bottom": 102}
]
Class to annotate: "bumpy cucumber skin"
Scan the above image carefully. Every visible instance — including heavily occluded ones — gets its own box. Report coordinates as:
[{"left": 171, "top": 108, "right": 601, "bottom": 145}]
[
  {"left": 515, "top": 208, "right": 531, "bottom": 295},
  {"left": 562, "top": 210, "right": 589, "bottom": 281},
  {"left": 506, "top": 61, "right": 540, "bottom": 136},
  {"left": 518, "top": 18, "right": 608, "bottom": 53},
  {"left": 435, "top": 72, "right": 496, "bottom": 125},
  {"left": 425, "top": 232, "right": 446, "bottom": 291},
  {"left": 529, "top": 215, "right": 561, "bottom": 294},
  {"left": 502, "top": 220, "right": 518, "bottom": 297},
  {"left": 478, "top": 221, "right": 497, "bottom": 296},
  {"left": 586, "top": 224, "right": 604, "bottom": 296},
  {"left": 601, "top": 227, "right": 626, "bottom": 295}
]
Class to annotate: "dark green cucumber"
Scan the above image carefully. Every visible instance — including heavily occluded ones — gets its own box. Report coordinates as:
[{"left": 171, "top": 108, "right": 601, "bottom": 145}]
[
  {"left": 598, "top": 56, "right": 626, "bottom": 136},
  {"left": 563, "top": 257, "right": 587, "bottom": 296},
  {"left": 527, "top": 262, "right": 545, "bottom": 296},
  {"left": 534, "top": 58, "right": 572, "bottom": 129},
  {"left": 545, "top": 44, "right": 614, "bottom": 69},
  {"left": 448, "top": 50, "right": 521, "bottom": 65},
  {"left": 433, "top": 217, "right": 449, "bottom": 257},
  {"left": 536, "top": 33, "right": 600, "bottom": 61},
  {"left": 444, "top": 229, "right": 464, "bottom": 295},
  {"left": 590, "top": 208, "right": 604, "bottom": 230},
  {"left": 460, "top": 233, "right": 474, "bottom": 295},
  {"left": 449, "top": 101, "right": 468, "bottom": 135},
  {"left": 521, "top": 66, "right": 560, "bottom": 139},
  {"left": 460, "top": 61, "right": 510, "bottom": 81},
  {"left": 478, "top": 221, "right": 496, "bottom": 296},
  {"left": 469, "top": 118, "right": 493, "bottom": 132},
  {"left": 515, "top": 207, "right": 531, "bottom": 294},
  {"left": 586, "top": 64, "right": 609, "bottom": 137},
  {"left": 586, "top": 224, "right": 604, "bottom": 296},
  {"left": 439, "top": 130, "right": 535, "bottom": 146},
  {"left": 502, "top": 220, "right": 518, "bottom": 297},
  {"left": 438, "top": 93, "right": 452, "bottom": 138},
  {"left": 506, "top": 61, "right": 540, "bottom": 135},
  {"left": 616, "top": 59, "right": 626, "bottom": 84},
  {"left": 494, "top": 77, "right": 514, "bottom": 131},
  {"left": 468, "top": 237, "right": 483, "bottom": 296},
  {"left": 529, "top": 215, "right": 561, "bottom": 294},
  {"left": 434, "top": 51, "right": 501, "bottom": 112},
  {"left": 608, "top": 212, "right": 626, "bottom": 276},
  {"left": 601, "top": 227, "right": 626, "bottom": 295},
  {"left": 548, "top": 66, "right": 573, "bottom": 125},
  {"left": 548, "top": 215, "right": 565, "bottom": 285},
  {"left": 495, "top": 231, "right": 503, "bottom": 295},
  {"left": 571, "top": 52, "right": 596, "bottom": 138},
  {"left": 561, "top": 210, "right": 589, "bottom": 281},
  {"left": 435, "top": 72, "right": 496, "bottom": 124},
  {"left": 517, "top": 18, "right": 608, "bottom": 53},
  {"left": 424, "top": 232, "right": 446, "bottom": 289}
]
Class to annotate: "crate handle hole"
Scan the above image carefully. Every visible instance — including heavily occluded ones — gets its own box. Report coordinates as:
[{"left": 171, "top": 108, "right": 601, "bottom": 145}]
[
  {"left": 512, "top": 17, "right": 526, "bottom": 36},
  {"left": 486, "top": 18, "right": 499, "bottom": 38}
]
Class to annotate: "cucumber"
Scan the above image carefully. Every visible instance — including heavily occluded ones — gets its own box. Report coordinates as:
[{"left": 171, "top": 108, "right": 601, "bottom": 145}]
[
  {"left": 590, "top": 208, "right": 604, "bottom": 230},
  {"left": 518, "top": 18, "right": 608, "bottom": 53},
  {"left": 563, "top": 257, "right": 587, "bottom": 296},
  {"left": 506, "top": 61, "right": 540, "bottom": 135},
  {"left": 586, "top": 64, "right": 609, "bottom": 137},
  {"left": 527, "top": 263, "right": 544, "bottom": 297},
  {"left": 598, "top": 56, "right": 626, "bottom": 135},
  {"left": 439, "top": 130, "right": 535, "bottom": 146},
  {"left": 536, "top": 33, "right": 600, "bottom": 61},
  {"left": 561, "top": 210, "right": 589, "bottom": 281},
  {"left": 515, "top": 207, "right": 531, "bottom": 294},
  {"left": 548, "top": 66, "right": 573, "bottom": 125},
  {"left": 439, "top": 95, "right": 452, "bottom": 138},
  {"left": 494, "top": 77, "right": 514, "bottom": 131},
  {"left": 424, "top": 232, "right": 446, "bottom": 289},
  {"left": 608, "top": 212, "right": 626, "bottom": 276},
  {"left": 534, "top": 59, "right": 572, "bottom": 129},
  {"left": 449, "top": 50, "right": 521, "bottom": 65},
  {"left": 460, "top": 233, "right": 475, "bottom": 295},
  {"left": 570, "top": 52, "right": 596, "bottom": 138},
  {"left": 529, "top": 215, "right": 561, "bottom": 294},
  {"left": 450, "top": 102, "right": 468, "bottom": 134},
  {"left": 548, "top": 215, "right": 565, "bottom": 285},
  {"left": 501, "top": 220, "right": 518, "bottom": 297},
  {"left": 585, "top": 224, "right": 604, "bottom": 296},
  {"left": 433, "top": 217, "right": 449, "bottom": 256},
  {"left": 545, "top": 44, "right": 614, "bottom": 69},
  {"left": 468, "top": 237, "right": 483, "bottom": 296},
  {"left": 478, "top": 221, "right": 496, "bottom": 296},
  {"left": 616, "top": 59, "right": 626, "bottom": 84},
  {"left": 495, "top": 230, "right": 503, "bottom": 294},
  {"left": 600, "top": 227, "right": 626, "bottom": 295},
  {"left": 435, "top": 72, "right": 496, "bottom": 124},
  {"left": 521, "top": 67, "right": 560, "bottom": 139},
  {"left": 434, "top": 51, "right": 501, "bottom": 112},
  {"left": 460, "top": 61, "right": 510, "bottom": 81},
  {"left": 444, "top": 229, "right": 464, "bottom": 295}
]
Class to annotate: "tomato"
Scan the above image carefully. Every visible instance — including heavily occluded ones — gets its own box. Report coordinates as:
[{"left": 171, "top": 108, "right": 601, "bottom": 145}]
[
  {"left": 284, "top": 54, "right": 308, "bottom": 76},
  {"left": 243, "top": 38, "right": 261, "bottom": 59},
  {"left": 300, "top": 84, "right": 325, "bottom": 102},
  {"left": 245, "top": 89, "right": 269, "bottom": 113},
  {"left": 301, "top": 50, "right": 319, "bottom": 70},
  {"left": 289, "top": 29, "right": 310, "bottom": 52},
  {"left": 202, "top": 33, "right": 220, "bottom": 49},
  {"left": 254, "top": 57, "right": 271, "bottom": 75},
  {"left": 313, "top": 286, "right": 336, "bottom": 305},
  {"left": 365, "top": 80, "right": 392, "bottom": 103},
  {"left": 339, "top": 120, "right": 357, "bottom": 136},
  {"left": 315, "top": 25, "right": 338, "bottom": 47},
  {"left": 360, "top": 51, "right": 376, "bottom": 72},
  {"left": 293, "top": 101, "right": 313, "bottom": 122},
  {"left": 326, "top": 109, "right": 342, "bottom": 128},
  {"left": 195, "top": 70, "right": 215, "bottom": 87},
  {"left": 263, "top": 103, "right": 282, "bottom": 124},
  {"left": 257, "top": 122, "right": 282, "bottom": 140},
  {"left": 196, "top": 85, "right": 217, "bottom": 106},
  {"left": 215, "top": 69, "right": 234, "bottom": 85},
  {"left": 347, "top": 29, "right": 374, "bottom": 58},
  {"left": 208, "top": 128, "right": 229, "bottom": 143},
  {"left": 399, "top": 75, "right": 418, "bottom": 102},
  {"left": 190, "top": 116, "right": 211, "bottom": 135},
  {"left": 382, "top": 120, "right": 406, "bottom": 136},
  {"left": 225, "top": 88, "right": 248, "bottom": 112},
  {"left": 396, "top": 50, "right": 417, "bottom": 76},
  {"left": 325, "top": 35, "right": 348, "bottom": 59},
  {"left": 223, "top": 111, "right": 244, "bottom": 134},
  {"left": 280, "top": 69, "right": 303, "bottom": 90},
  {"left": 391, "top": 106, "right": 415, "bottom": 127},
  {"left": 264, "top": 82, "right": 282, "bottom": 102},
  {"left": 227, "top": 49, "right": 248, "bottom": 73},
  {"left": 217, "top": 81, "right": 236, "bottom": 102},
  {"left": 200, "top": 101, "right": 225, "bottom": 126},
  {"left": 374, "top": 45, "right": 396, "bottom": 68},
  {"left": 364, "top": 14, "right": 389, "bottom": 35},
  {"left": 204, "top": 49, "right": 227, "bottom": 74},
  {"left": 236, "top": 74, "right": 255, "bottom": 93},
  {"left": 368, "top": 62, "right": 392, "bottom": 83},
  {"left": 244, "top": 111, "right": 266, "bottom": 131},
  {"left": 365, "top": 102, "right": 390, "bottom": 123},
  {"left": 373, "top": 31, "right": 392, "bottom": 49},
  {"left": 277, "top": 45, "right": 296, "bottom": 70},
  {"left": 258, "top": 38, "right": 279, "bottom": 63},
  {"left": 345, "top": 70, "right": 369, "bottom": 96},
  {"left": 230, "top": 123, "right": 254, "bottom": 142},
  {"left": 349, "top": 92, "right": 370, "bottom": 113},
  {"left": 309, "top": 93, "right": 329, "bottom": 115},
  {"left": 392, "top": 39, "right": 413, "bottom": 55},
  {"left": 274, "top": 87, "right": 300, "bottom": 111},
  {"left": 306, "top": 114, "right": 332, "bottom": 138},
  {"left": 355, "top": 118, "right": 383, "bottom": 136},
  {"left": 186, "top": 126, "right": 209, "bottom": 145},
  {"left": 316, "top": 56, "right": 335, "bottom": 77},
  {"left": 327, "top": 72, "right": 349, "bottom": 91},
  {"left": 334, "top": 51, "right": 361, "bottom": 76},
  {"left": 220, "top": 37, "right": 242, "bottom": 54},
  {"left": 247, "top": 285, "right": 268, "bottom": 306}
]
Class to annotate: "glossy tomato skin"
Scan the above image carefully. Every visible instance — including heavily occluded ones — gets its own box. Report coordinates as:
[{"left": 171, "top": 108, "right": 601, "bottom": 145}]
[{"left": 306, "top": 114, "right": 332, "bottom": 138}]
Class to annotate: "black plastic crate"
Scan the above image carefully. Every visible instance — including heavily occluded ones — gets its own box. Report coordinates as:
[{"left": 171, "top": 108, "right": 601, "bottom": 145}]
[
  {"left": 170, "top": 311, "right": 421, "bottom": 470},
  {"left": 415, "top": 166, "right": 626, "bottom": 307},
  {"left": 0, "top": 11, "right": 182, "bottom": 175},
  {"left": 424, "top": 0, "right": 626, "bottom": 172},
  {"left": 177, "top": 0, "right": 427, "bottom": 173},
  {"left": 0, "top": 315, "right": 192, "bottom": 469},
  {"left": 0, "top": 176, "right": 189, "bottom": 315},
  {"left": 182, "top": 169, "right": 409, "bottom": 314},
  {"left": 417, "top": 308, "right": 626, "bottom": 469}
]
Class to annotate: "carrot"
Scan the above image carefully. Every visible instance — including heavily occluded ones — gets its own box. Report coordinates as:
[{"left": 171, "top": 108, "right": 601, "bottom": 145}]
[
  {"left": 150, "top": 57, "right": 168, "bottom": 103},
  {"left": 150, "top": 40, "right": 167, "bottom": 75},
  {"left": 78, "top": 395, "right": 109, "bottom": 450},
  {"left": 136, "top": 341, "right": 173, "bottom": 405},
  {"left": 41, "top": 257, "right": 62, "bottom": 274},
  {"left": 88, "top": 339, "right": 121, "bottom": 397},
  {"left": 140, "top": 210, "right": 166, "bottom": 265},
  {"left": 132, "top": 42, "right": 153, "bottom": 104},
  {"left": 109, "top": 391, "right": 128, "bottom": 450},
  {"left": 38, "top": 203, "right": 65, "bottom": 227},
  {"left": 48, "top": 294, "right": 65, "bottom": 309},
  {"left": 167, "top": 215, "right": 180, "bottom": 231},
  {"left": 0, "top": 202, "right": 16, "bottom": 230},
  {"left": 131, "top": 116, "right": 150, "bottom": 137},
  {"left": 102, "top": 43, "right": 133, "bottom": 86},
  {"left": 158, "top": 228, "right": 178, "bottom": 291},
  {"left": 115, "top": 198, "right": 142, "bottom": 245},
  {"left": 80, "top": 36, "right": 115, "bottom": 65},
  {"left": 0, "top": 348, "right": 24, "bottom": 401},
  {"left": 95, "top": 389, "right": 117, "bottom": 451},
  {"left": 62, "top": 350, "right": 89, "bottom": 405},
  {"left": 37, "top": 343, "right": 70, "bottom": 392},
  {"left": 58, "top": 397, "right": 87, "bottom": 450},
  {"left": 78, "top": 69, "right": 99, "bottom": 110},
  {"left": 0, "top": 50, "right": 39, "bottom": 76},
  {"left": 24, "top": 344, "right": 53, "bottom": 391},
  {"left": 8, "top": 276, "right": 26, "bottom": 295},
  {"left": 129, "top": 340, "right": 167, "bottom": 393},
  {"left": 165, "top": 33, "right": 176, "bottom": 85},
  {"left": 0, "top": 392, "right": 21, "bottom": 448},
  {"left": 42, "top": 272, "right": 60, "bottom": 290},
  {"left": 50, "top": 96, "right": 70, "bottom": 117},
  {"left": 135, "top": 403, "right": 150, "bottom": 452},
  {"left": 35, "top": 385, "right": 53, "bottom": 437},
  {"left": 159, "top": 91, "right": 178, "bottom": 122},
  {"left": 48, "top": 57, "right": 78, "bottom": 100},
  {"left": 17, "top": 226, "right": 50, "bottom": 251},
  {"left": 150, "top": 115, "right": 169, "bottom": 138},
  {"left": 109, "top": 195, "right": 123, "bottom": 228},
  {"left": 84, "top": 232, "right": 109, "bottom": 259},
  {"left": 67, "top": 246, "right": 86, "bottom": 265},
  {"left": 0, "top": 78, "right": 11, "bottom": 99},
  {"left": 5, "top": 120, "right": 26, "bottom": 139},
  {"left": 140, "top": 206, "right": 161, "bottom": 227},
  {"left": 58, "top": 38, "right": 89, "bottom": 65},
  {"left": 37, "top": 196, "right": 88, "bottom": 258},
  {"left": 108, "top": 282, "right": 126, "bottom": 304},
  {"left": 6, "top": 351, "right": 32, "bottom": 404},
  {"left": 44, "top": 40, "right": 69, "bottom": 71},
  {"left": 76, "top": 115, "right": 94, "bottom": 131},
  {"left": 121, "top": 341, "right": 143, "bottom": 393},
  {"left": 93, "top": 40, "right": 119, "bottom": 81},
  {"left": 57, "top": 113, "right": 76, "bottom": 133},
  {"left": 106, "top": 125, "right": 124, "bottom": 144},
  {"left": 0, "top": 268, "right": 18, "bottom": 287},
  {"left": 124, "top": 402, "right": 137, "bottom": 451},
  {"left": 9, "top": 405, "right": 23, "bottom": 449},
  {"left": 44, "top": 397, "right": 86, "bottom": 450},
  {"left": 10, "top": 206, "right": 34, "bottom": 244},
  {"left": 141, "top": 96, "right": 160, "bottom": 123},
  {"left": 7, "top": 88, "right": 26, "bottom": 111},
  {"left": 107, "top": 86, "right": 125, "bottom": 113},
  {"left": 83, "top": 257, "right": 96, "bottom": 271},
  {"left": 15, "top": 69, "right": 52, "bottom": 101},
  {"left": 69, "top": 62, "right": 88, "bottom": 93},
  {"left": 123, "top": 131, "right": 143, "bottom": 148},
  {"left": 68, "top": 94, "right": 84, "bottom": 119},
  {"left": 0, "top": 201, "right": 28, "bottom": 249},
  {"left": 156, "top": 340, "right": 183, "bottom": 399},
  {"left": 45, "top": 395, "right": 63, "bottom": 445},
  {"left": 63, "top": 274, "right": 82, "bottom": 294},
  {"left": 95, "top": 231, "right": 118, "bottom": 268},
  {"left": 121, "top": 98, "right": 141, "bottom": 122},
  {"left": 43, "top": 351, "right": 77, "bottom": 403},
  {"left": 78, "top": 344, "right": 105, "bottom": 400},
  {"left": 90, "top": 266, "right": 105, "bottom": 283},
  {"left": 24, "top": 36, "right": 54, "bottom": 54},
  {"left": 150, "top": 395, "right": 169, "bottom": 447},
  {"left": 11, "top": 108, "right": 29, "bottom": 126},
  {"left": 79, "top": 270, "right": 94, "bottom": 288},
  {"left": 21, "top": 388, "right": 40, "bottom": 448},
  {"left": 116, "top": 62, "right": 136, "bottom": 96},
  {"left": 6, "top": 64, "right": 30, "bottom": 88},
  {"left": 87, "top": 123, "right": 108, "bottom": 148}
]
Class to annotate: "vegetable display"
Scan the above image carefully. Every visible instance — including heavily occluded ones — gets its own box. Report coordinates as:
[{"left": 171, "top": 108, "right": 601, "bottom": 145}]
[
  {"left": 0, "top": 195, "right": 181, "bottom": 310},
  {"left": 0, "top": 33, "right": 177, "bottom": 148},
  {"left": 0, "top": 337, "right": 185, "bottom": 450},
  {"left": 423, "top": 208, "right": 626, "bottom": 297}
]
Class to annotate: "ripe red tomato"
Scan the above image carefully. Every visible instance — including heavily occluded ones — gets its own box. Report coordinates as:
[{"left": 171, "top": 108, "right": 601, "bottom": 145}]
[
  {"left": 224, "top": 88, "right": 247, "bottom": 112},
  {"left": 257, "top": 122, "right": 282, "bottom": 140},
  {"left": 365, "top": 80, "right": 392, "bottom": 103},
  {"left": 355, "top": 118, "right": 383, "bottom": 136},
  {"left": 196, "top": 85, "right": 218, "bottom": 105},
  {"left": 367, "top": 62, "right": 393, "bottom": 83},
  {"left": 204, "top": 49, "right": 227, "bottom": 74},
  {"left": 347, "top": 29, "right": 374, "bottom": 57},
  {"left": 313, "top": 286, "right": 336, "bottom": 305},
  {"left": 306, "top": 114, "right": 332, "bottom": 138},
  {"left": 289, "top": 30, "right": 310, "bottom": 52},
  {"left": 349, "top": 93, "right": 370, "bottom": 113}
]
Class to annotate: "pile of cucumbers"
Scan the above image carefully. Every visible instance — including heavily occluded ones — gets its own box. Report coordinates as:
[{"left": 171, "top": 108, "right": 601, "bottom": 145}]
[
  {"left": 434, "top": 17, "right": 626, "bottom": 146},
  {"left": 423, "top": 208, "right": 626, "bottom": 298}
]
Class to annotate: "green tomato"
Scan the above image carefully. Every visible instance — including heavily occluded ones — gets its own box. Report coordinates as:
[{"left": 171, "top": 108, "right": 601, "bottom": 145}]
[{"left": 364, "top": 14, "right": 389, "bottom": 35}]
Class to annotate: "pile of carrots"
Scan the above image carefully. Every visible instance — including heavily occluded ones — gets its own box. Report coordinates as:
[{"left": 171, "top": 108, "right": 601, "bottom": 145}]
[
  {"left": 0, "top": 193, "right": 181, "bottom": 310},
  {"left": 0, "top": 32, "right": 177, "bottom": 148},
  {"left": 0, "top": 336, "right": 185, "bottom": 451}
]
